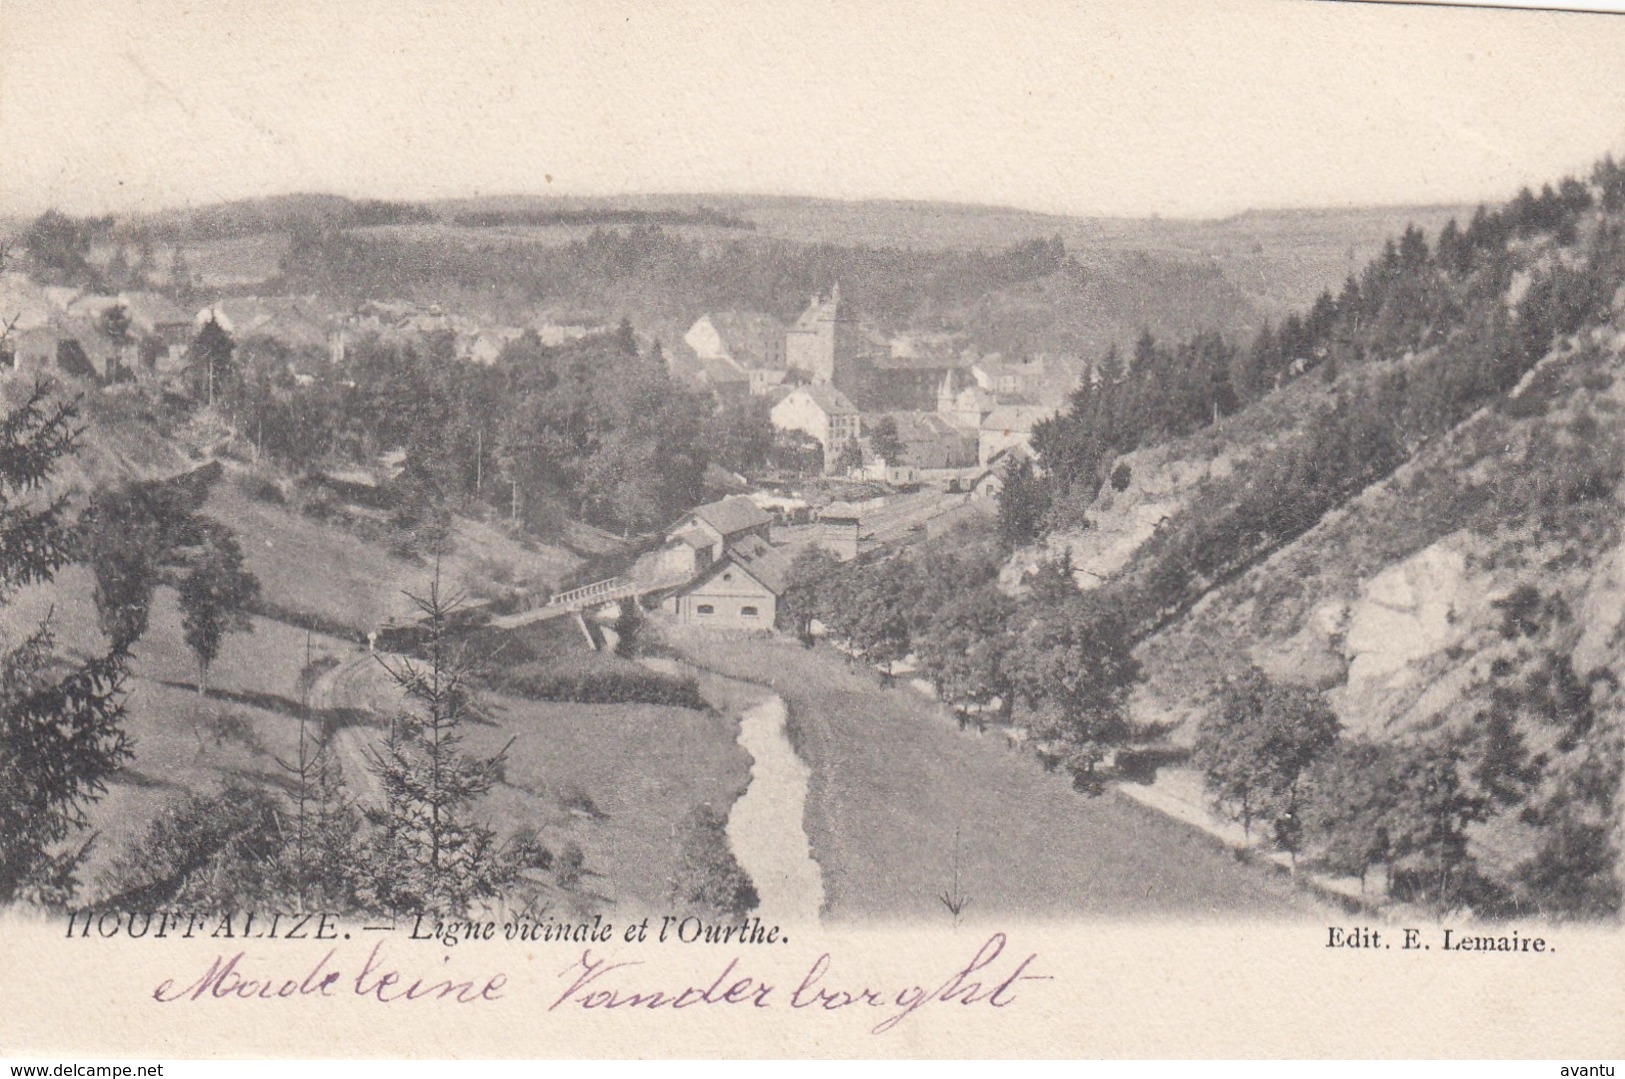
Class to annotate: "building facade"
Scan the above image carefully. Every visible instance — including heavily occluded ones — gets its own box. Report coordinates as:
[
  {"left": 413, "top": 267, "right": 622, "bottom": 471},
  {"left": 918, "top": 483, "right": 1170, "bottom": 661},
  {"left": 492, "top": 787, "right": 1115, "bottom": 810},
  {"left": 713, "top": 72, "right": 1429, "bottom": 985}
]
[
  {"left": 770, "top": 384, "right": 861, "bottom": 471},
  {"left": 785, "top": 284, "right": 867, "bottom": 386},
  {"left": 662, "top": 534, "right": 789, "bottom": 630}
]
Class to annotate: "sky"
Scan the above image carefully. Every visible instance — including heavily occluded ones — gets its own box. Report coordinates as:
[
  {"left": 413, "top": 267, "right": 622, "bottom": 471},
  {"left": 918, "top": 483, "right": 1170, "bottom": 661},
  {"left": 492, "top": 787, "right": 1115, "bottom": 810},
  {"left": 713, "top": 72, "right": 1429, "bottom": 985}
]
[{"left": 3, "top": 0, "right": 1625, "bottom": 220}]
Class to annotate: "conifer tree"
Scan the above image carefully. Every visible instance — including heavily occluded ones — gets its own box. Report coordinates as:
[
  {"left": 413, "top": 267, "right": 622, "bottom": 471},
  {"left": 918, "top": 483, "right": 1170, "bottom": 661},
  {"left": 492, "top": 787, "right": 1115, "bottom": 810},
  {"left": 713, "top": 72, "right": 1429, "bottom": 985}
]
[
  {"left": 363, "top": 572, "right": 513, "bottom": 914},
  {"left": 0, "top": 383, "right": 131, "bottom": 905},
  {"left": 276, "top": 634, "right": 360, "bottom": 910}
]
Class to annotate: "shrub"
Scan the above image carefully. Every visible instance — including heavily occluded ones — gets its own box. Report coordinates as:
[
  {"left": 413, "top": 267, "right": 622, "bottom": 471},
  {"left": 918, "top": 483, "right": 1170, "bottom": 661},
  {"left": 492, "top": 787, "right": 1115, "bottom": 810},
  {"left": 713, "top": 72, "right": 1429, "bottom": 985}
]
[
  {"left": 236, "top": 470, "right": 287, "bottom": 505},
  {"left": 668, "top": 805, "right": 757, "bottom": 918},
  {"left": 100, "top": 784, "right": 290, "bottom": 909},
  {"left": 555, "top": 840, "right": 586, "bottom": 890},
  {"left": 497, "top": 665, "right": 706, "bottom": 710},
  {"left": 195, "top": 708, "right": 267, "bottom": 756}
]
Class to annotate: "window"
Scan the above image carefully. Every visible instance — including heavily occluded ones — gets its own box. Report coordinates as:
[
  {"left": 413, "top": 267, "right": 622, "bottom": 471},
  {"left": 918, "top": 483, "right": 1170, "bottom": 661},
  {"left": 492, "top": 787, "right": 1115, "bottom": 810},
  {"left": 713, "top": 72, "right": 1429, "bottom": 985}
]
[
  {"left": 740, "top": 605, "right": 759, "bottom": 617},
  {"left": 722, "top": 572, "right": 733, "bottom": 581},
  {"left": 697, "top": 604, "right": 715, "bottom": 616}
]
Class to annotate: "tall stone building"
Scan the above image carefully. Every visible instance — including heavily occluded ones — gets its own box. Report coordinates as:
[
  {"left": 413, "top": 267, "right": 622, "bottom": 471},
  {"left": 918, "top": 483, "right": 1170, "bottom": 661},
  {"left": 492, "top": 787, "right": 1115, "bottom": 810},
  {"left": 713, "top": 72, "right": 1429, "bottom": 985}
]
[{"left": 785, "top": 283, "right": 865, "bottom": 387}]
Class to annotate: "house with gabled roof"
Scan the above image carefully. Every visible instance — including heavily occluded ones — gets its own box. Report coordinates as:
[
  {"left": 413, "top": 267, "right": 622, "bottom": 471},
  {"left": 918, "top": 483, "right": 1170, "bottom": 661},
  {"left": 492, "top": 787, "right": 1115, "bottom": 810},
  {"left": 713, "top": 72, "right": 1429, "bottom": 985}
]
[
  {"left": 878, "top": 410, "right": 979, "bottom": 469},
  {"left": 685, "top": 311, "right": 787, "bottom": 371},
  {"left": 0, "top": 273, "right": 58, "bottom": 371},
  {"left": 636, "top": 495, "right": 773, "bottom": 584},
  {"left": 770, "top": 383, "right": 860, "bottom": 471},
  {"left": 661, "top": 533, "right": 790, "bottom": 630},
  {"left": 118, "top": 291, "right": 193, "bottom": 371},
  {"left": 979, "top": 403, "right": 1056, "bottom": 465},
  {"left": 669, "top": 495, "right": 772, "bottom": 558}
]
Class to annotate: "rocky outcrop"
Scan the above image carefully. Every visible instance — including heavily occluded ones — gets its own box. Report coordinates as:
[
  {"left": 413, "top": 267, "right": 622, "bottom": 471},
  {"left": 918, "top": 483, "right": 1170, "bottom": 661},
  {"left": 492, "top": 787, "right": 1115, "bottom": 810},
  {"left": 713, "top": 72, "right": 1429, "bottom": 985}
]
[
  {"left": 1333, "top": 540, "right": 1489, "bottom": 737},
  {"left": 1573, "top": 540, "right": 1625, "bottom": 674},
  {"left": 1003, "top": 442, "right": 1242, "bottom": 593}
]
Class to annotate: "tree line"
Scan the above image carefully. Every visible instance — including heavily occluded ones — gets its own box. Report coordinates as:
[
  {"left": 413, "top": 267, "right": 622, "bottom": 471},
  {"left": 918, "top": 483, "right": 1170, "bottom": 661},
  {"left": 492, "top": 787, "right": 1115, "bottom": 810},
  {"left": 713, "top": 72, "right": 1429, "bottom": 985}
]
[
  {"left": 191, "top": 317, "right": 741, "bottom": 538},
  {"left": 779, "top": 537, "right": 1141, "bottom": 791},
  {"left": 1194, "top": 641, "right": 1618, "bottom": 920},
  {"left": 274, "top": 225, "right": 1072, "bottom": 334}
]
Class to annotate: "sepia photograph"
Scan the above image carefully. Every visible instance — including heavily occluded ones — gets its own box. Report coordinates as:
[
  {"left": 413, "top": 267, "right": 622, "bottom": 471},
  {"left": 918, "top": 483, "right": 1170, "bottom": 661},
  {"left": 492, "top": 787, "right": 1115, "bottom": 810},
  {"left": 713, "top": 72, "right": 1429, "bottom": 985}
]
[{"left": 1, "top": 0, "right": 1623, "bottom": 1062}]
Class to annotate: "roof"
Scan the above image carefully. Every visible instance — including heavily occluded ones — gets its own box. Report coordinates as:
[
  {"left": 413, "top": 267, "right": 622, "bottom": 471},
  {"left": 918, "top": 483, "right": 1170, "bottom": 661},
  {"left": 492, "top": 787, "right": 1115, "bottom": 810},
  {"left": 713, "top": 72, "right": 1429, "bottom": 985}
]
[
  {"left": 885, "top": 410, "right": 968, "bottom": 444},
  {"left": 0, "top": 274, "right": 55, "bottom": 332},
  {"left": 674, "top": 527, "right": 712, "bottom": 549},
  {"left": 981, "top": 404, "right": 1054, "bottom": 434},
  {"left": 974, "top": 357, "right": 1043, "bottom": 380},
  {"left": 118, "top": 291, "right": 189, "bottom": 331},
  {"left": 696, "top": 311, "right": 785, "bottom": 368},
  {"left": 697, "top": 355, "right": 748, "bottom": 384},
  {"left": 64, "top": 293, "right": 122, "bottom": 320},
  {"left": 988, "top": 442, "right": 1035, "bottom": 466},
  {"left": 788, "top": 383, "right": 858, "bottom": 415},
  {"left": 820, "top": 500, "right": 861, "bottom": 521},
  {"left": 717, "top": 534, "right": 791, "bottom": 595},
  {"left": 690, "top": 495, "right": 772, "bottom": 537},
  {"left": 197, "top": 296, "right": 335, "bottom": 350}
]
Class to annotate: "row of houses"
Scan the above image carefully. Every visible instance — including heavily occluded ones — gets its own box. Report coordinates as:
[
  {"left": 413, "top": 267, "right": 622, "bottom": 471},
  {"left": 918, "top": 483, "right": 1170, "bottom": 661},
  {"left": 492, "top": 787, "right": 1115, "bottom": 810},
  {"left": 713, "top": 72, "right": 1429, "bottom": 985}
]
[
  {"left": 1, "top": 269, "right": 607, "bottom": 386},
  {"left": 0, "top": 273, "right": 194, "bottom": 381},
  {"left": 767, "top": 378, "right": 1054, "bottom": 473},
  {"left": 197, "top": 295, "right": 600, "bottom": 369}
]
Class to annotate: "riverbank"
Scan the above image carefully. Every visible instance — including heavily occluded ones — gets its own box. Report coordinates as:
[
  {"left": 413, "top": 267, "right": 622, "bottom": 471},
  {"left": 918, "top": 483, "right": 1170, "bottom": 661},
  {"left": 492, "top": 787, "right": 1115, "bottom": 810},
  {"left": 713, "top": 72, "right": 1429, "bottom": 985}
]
[{"left": 659, "top": 627, "right": 1322, "bottom": 923}]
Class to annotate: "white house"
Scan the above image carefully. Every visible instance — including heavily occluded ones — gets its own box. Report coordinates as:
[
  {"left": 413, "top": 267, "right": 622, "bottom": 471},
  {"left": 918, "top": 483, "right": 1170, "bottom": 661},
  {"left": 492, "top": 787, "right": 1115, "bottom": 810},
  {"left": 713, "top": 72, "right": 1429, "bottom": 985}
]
[
  {"left": 770, "top": 384, "right": 860, "bottom": 470},
  {"left": 978, "top": 404, "right": 1054, "bottom": 466},
  {"left": 971, "top": 356, "right": 1046, "bottom": 398},
  {"left": 684, "top": 311, "right": 786, "bottom": 370},
  {"left": 661, "top": 534, "right": 790, "bottom": 631}
]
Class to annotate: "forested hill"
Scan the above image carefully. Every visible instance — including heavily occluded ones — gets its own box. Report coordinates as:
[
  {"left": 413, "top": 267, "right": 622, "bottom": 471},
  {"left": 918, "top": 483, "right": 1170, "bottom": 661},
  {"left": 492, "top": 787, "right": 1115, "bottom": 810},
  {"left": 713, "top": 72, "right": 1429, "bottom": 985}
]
[
  {"left": 30, "top": 192, "right": 1468, "bottom": 376},
  {"left": 1001, "top": 156, "right": 1625, "bottom": 917}
]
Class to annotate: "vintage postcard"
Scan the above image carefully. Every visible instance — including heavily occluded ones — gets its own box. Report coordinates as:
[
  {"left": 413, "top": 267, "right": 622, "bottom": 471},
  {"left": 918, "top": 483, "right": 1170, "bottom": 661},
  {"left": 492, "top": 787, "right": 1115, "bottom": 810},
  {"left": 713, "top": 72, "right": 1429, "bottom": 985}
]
[{"left": 0, "top": 0, "right": 1622, "bottom": 1062}]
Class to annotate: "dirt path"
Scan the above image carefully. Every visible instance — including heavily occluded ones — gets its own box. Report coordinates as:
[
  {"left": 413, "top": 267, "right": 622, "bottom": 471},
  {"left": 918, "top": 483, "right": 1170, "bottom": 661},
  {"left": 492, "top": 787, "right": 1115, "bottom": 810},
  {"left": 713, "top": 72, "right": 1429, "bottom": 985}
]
[{"left": 309, "top": 651, "right": 388, "bottom": 807}]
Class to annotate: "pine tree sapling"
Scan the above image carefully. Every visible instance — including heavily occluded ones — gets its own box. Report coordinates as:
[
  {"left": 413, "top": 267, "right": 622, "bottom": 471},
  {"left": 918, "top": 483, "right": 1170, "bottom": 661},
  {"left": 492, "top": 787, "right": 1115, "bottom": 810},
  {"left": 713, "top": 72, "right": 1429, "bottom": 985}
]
[{"left": 363, "top": 574, "right": 514, "bottom": 914}]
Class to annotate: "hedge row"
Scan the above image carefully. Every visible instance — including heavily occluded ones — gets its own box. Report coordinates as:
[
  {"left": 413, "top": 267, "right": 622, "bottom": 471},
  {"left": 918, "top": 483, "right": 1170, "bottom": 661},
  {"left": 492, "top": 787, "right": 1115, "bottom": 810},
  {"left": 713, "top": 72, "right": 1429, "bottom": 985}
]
[{"left": 498, "top": 667, "right": 707, "bottom": 710}]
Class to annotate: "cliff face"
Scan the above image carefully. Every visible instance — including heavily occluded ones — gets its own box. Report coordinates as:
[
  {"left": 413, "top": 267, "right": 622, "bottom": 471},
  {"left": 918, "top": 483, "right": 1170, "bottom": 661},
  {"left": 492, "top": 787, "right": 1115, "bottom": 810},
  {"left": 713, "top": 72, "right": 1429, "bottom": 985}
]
[{"left": 1131, "top": 316, "right": 1625, "bottom": 739}]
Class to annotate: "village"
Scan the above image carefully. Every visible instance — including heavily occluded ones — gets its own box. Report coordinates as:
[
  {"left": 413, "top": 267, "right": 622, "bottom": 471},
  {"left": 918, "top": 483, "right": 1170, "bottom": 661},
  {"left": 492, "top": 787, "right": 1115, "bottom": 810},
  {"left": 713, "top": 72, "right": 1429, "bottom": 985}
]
[
  {"left": 0, "top": 263, "right": 1065, "bottom": 639},
  {"left": 8, "top": 145, "right": 1620, "bottom": 942}
]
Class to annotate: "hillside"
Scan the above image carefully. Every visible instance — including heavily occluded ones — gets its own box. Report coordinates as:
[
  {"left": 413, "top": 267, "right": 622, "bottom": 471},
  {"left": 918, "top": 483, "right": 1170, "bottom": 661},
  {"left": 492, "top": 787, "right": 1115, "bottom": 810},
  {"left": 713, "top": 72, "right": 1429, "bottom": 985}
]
[
  {"left": 1013, "top": 163, "right": 1625, "bottom": 918},
  {"left": 0, "top": 392, "right": 746, "bottom": 914}
]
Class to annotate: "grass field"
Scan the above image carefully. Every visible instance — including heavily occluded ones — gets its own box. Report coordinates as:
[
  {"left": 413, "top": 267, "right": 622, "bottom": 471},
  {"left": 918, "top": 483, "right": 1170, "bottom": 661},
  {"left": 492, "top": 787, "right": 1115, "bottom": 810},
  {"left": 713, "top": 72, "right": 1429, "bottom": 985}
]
[
  {"left": 659, "top": 626, "right": 1320, "bottom": 923},
  {"left": 205, "top": 480, "right": 585, "bottom": 635},
  {"left": 463, "top": 689, "right": 749, "bottom": 918},
  {"left": 1, "top": 478, "right": 737, "bottom": 913}
]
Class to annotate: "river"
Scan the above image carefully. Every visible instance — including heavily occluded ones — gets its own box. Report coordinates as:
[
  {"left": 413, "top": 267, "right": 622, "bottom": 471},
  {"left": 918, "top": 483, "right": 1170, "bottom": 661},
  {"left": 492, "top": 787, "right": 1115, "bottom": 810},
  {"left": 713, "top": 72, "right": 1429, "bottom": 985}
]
[
  {"left": 636, "top": 649, "right": 825, "bottom": 923},
  {"left": 725, "top": 692, "right": 826, "bottom": 923}
]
